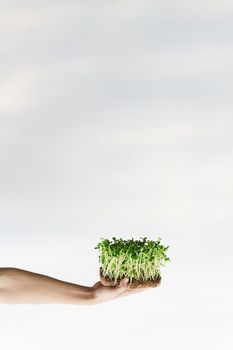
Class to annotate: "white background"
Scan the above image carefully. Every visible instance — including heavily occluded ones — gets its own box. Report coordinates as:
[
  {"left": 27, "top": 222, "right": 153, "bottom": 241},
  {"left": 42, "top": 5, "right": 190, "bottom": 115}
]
[{"left": 0, "top": 1, "right": 232, "bottom": 349}]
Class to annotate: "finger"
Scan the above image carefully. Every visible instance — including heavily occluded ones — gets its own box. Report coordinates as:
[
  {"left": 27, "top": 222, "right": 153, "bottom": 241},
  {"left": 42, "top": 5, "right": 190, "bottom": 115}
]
[
  {"left": 92, "top": 281, "right": 101, "bottom": 289},
  {"left": 120, "top": 286, "right": 154, "bottom": 297},
  {"left": 114, "top": 278, "right": 129, "bottom": 294},
  {"left": 120, "top": 289, "right": 148, "bottom": 296},
  {"left": 119, "top": 277, "right": 129, "bottom": 288},
  {"left": 119, "top": 291, "right": 148, "bottom": 299}
]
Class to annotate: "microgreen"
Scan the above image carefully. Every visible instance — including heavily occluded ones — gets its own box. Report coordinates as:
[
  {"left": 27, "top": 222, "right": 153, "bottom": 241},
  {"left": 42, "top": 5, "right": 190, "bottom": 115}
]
[{"left": 95, "top": 237, "right": 170, "bottom": 284}]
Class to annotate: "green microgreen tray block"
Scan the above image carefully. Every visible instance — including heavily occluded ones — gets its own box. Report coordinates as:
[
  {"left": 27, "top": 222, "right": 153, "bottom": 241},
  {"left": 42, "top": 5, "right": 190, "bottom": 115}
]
[{"left": 95, "top": 236, "right": 170, "bottom": 283}]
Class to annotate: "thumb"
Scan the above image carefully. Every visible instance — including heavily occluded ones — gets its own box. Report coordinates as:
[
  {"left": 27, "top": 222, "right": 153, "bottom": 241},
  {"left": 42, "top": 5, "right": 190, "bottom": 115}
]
[{"left": 117, "top": 277, "right": 129, "bottom": 290}]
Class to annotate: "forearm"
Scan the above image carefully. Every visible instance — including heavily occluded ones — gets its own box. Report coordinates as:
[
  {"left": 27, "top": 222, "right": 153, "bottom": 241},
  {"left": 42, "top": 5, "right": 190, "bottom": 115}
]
[{"left": 0, "top": 268, "right": 94, "bottom": 305}]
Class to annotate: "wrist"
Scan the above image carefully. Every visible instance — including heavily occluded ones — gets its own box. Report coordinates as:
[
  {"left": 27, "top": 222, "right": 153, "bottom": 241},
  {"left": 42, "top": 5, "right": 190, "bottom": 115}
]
[{"left": 73, "top": 286, "right": 96, "bottom": 305}]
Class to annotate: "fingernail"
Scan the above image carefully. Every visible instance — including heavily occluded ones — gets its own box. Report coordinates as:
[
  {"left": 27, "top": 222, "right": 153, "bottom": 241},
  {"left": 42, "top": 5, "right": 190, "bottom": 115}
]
[{"left": 119, "top": 277, "right": 128, "bottom": 287}]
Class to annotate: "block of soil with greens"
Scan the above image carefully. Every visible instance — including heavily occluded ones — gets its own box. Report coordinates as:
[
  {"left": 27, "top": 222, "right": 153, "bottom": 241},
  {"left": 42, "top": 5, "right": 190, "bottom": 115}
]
[{"left": 95, "top": 237, "right": 170, "bottom": 290}]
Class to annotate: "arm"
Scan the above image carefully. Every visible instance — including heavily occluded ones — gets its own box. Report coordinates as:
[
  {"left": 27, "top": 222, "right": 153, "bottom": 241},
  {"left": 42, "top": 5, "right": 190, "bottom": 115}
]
[
  {"left": 0, "top": 267, "right": 134, "bottom": 305},
  {"left": 0, "top": 267, "right": 94, "bottom": 305}
]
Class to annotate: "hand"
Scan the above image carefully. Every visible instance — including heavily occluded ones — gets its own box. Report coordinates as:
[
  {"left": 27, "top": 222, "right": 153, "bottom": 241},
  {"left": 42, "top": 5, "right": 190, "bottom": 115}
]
[{"left": 91, "top": 278, "right": 149, "bottom": 304}]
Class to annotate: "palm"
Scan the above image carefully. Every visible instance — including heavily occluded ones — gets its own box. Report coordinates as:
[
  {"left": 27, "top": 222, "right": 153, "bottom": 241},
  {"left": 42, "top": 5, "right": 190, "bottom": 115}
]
[{"left": 92, "top": 279, "right": 149, "bottom": 304}]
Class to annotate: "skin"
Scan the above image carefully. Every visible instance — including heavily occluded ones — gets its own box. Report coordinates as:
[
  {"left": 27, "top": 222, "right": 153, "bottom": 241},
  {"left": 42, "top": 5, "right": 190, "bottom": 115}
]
[{"left": 0, "top": 267, "right": 148, "bottom": 305}]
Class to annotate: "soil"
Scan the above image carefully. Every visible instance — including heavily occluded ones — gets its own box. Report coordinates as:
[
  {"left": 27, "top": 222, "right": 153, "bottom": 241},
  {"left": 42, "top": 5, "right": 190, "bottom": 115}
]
[{"left": 99, "top": 267, "right": 161, "bottom": 290}]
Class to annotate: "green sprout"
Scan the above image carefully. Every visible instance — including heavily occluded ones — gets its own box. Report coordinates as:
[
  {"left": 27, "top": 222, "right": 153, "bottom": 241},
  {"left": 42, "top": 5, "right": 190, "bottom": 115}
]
[{"left": 95, "top": 237, "right": 170, "bottom": 284}]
